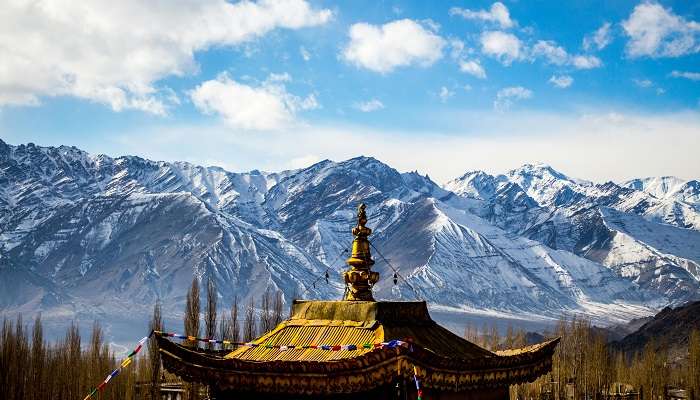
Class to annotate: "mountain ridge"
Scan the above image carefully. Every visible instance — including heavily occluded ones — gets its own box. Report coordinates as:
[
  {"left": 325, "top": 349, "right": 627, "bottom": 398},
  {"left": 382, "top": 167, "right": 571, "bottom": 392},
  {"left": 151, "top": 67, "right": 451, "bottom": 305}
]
[{"left": 0, "top": 139, "right": 698, "bottom": 343}]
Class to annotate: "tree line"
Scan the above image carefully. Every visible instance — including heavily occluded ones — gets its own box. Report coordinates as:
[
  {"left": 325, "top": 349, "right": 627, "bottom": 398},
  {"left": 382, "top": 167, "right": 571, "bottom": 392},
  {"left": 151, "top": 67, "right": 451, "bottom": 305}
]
[
  {"left": 464, "top": 317, "right": 700, "bottom": 400},
  {"left": 0, "top": 314, "right": 149, "bottom": 400},
  {"left": 0, "top": 277, "right": 287, "bottom": 400}
]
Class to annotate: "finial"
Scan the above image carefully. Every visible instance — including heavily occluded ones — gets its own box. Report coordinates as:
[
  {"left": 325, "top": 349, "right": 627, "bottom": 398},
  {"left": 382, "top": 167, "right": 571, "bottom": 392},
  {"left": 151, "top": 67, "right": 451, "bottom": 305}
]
[{"left": 343, "top": 203, "right": 379, "bottom": 301}]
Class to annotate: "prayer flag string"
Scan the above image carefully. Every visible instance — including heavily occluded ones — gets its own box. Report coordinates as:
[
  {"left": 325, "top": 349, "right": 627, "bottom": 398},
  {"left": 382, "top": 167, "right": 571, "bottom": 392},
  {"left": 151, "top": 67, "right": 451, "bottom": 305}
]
[
  {"left": 154, "top": 330, "right": 413, "bottom": 352},
  {"left": 81, "top": 330, "right": 420, "bottom": 400},
  {"left": 414, "top": 365, "right": 423, "bottom": 400},
  {"left": 81, "top": 332, "right": 152, "bottom": 400}
]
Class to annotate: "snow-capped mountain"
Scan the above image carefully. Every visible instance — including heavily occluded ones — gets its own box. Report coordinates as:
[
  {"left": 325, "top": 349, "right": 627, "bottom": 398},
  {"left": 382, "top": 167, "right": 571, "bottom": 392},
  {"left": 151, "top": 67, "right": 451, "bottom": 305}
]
[
  {"left": 445, "top": 164, "right": 700, "bottom": 304},
  {"left": 0, "top": 140, "right": 697, "bottom": 341},
  {"left": 0, "top": 141, "right": 335, "bottom": 337},
  {"left": 623, "top": 176, "right": 700, "bottom": 208}
]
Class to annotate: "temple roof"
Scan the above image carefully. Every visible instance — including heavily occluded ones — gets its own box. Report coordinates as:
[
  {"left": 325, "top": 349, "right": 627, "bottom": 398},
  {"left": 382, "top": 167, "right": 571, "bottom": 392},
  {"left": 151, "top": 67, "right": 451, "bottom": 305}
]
[
  {"left": 226, "top": 300, "right": 493, "bottom": 362},
  {"left": 157, "top": 300, "right": 559, "bottom": 395}
]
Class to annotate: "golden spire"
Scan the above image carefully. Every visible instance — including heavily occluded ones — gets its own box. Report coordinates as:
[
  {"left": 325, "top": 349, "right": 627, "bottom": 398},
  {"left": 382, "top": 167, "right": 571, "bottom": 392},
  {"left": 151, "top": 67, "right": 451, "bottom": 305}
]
[{"left": 343, "top": 203, "right": 380, "bottom": 301}]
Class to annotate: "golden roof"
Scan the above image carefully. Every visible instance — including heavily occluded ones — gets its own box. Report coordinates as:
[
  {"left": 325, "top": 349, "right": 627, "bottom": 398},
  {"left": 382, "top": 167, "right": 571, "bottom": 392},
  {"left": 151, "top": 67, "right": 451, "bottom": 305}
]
[
  {"left": 226, "top": 300, "right": 493, "bottom": 362},
  {"left": 157, "top": 300, "right": 559, "bottom": 395}
]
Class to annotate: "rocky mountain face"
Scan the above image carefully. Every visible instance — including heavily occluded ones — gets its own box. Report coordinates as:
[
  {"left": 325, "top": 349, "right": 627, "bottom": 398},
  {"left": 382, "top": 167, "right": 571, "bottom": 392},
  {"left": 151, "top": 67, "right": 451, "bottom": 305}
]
[
  {"left": 613, "top": 300, "right": 700, "bottom": 355},
  {"left": 0, "top": 140, "right": 698, "bottom": 341},
  {"left": 444, "top": 163, "right": 700, "bottom": 305}
]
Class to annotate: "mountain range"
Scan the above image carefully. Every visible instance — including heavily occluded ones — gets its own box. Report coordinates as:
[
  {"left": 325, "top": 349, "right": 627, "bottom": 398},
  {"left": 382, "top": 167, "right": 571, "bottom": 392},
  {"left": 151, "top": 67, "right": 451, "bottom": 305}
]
[{"left": 0, "top": 139, "right": 698, "bottom": 343}]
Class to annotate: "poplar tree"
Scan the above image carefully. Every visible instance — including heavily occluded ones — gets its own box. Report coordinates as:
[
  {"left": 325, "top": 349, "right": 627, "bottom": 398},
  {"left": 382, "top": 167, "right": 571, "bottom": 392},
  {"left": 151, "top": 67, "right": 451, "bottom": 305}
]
[
  {"left": 149, "top": 303, "right": 163, "bottom": 400},
  {"left": 205, "top": 277, "right": 217, "bottom": 351},
  {"left": 184, "top": 277, "right": 201, "bottom": 345},
  {"left": 230, "top": 295, "right": 240, "bottom": 346},
  {"left": 688, "top": 329, "right": 700, "bottom": 397},
  {"left": 243, "top": 297, "right": 257, "bottom": 342},
  {"left": 183, "top": 277, "right": 201, "bottom": 400},
  {"left": 273, "top": 290, "right": 284, "bottom": 327}
]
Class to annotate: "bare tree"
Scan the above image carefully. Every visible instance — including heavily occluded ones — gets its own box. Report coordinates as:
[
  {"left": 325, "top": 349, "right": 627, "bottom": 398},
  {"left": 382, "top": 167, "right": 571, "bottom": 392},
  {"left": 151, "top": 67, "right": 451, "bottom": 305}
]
[
  {"left": 489, "top": 324, "right": 500, "bottom": 351},
  {"left": 65, "top": 321, "right": 81, "bottom": 400},
  {"left": 272, "top": 290, "right": 284, "bottom": 327},
  {"left": 218, "top": 315, "right": 230, "bottom": 344},
  {"left": 29, "top": 314, "right": 45, "bottom": 400},
  {"left": 230, "top": 295, "right": 240, "bottom": 346},
  {"left": 260, "top": 288, "right": 273, "bottom": 333},
  {"left": 184, "top": 277, "right": 201, "bottom": 400},
  {"left": 243, "top": 297, "right": 257, "bottom": 342},
  {"left": 149, "top": 303, "right": 163, "bottom": 400},
  {"left": 184, "top": 277, "right": 201, "bottom": 346},
  {"left": 690, "top": 329, "right": 700, "bottom": 399},
  {"left": 205, "top": 277, "right": 217, "bottom": 351}
]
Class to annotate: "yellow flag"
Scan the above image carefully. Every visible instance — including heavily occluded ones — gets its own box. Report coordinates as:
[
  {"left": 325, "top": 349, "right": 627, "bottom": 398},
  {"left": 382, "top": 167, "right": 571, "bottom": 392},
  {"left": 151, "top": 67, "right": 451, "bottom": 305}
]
[{"left": 121, "top": 357, "right": 132, "bottom": 368}]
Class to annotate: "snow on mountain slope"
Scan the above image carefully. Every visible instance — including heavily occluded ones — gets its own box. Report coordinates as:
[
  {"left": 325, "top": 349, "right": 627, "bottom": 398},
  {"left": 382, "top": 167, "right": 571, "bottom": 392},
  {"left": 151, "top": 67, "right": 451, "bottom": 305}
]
[
  {"left": 444, "top": 164, "right": 700, "bottom": 304},
  {"left": 503, "top": 163, "right": 595, "bottom": 207},
  {"left": 443, "top": 171, "right": 502, "bottom": 200},
  {"left": 370, "top": 198, "right": 657, "bottom": 324},
  {"left": 596, "top": 207, "right": 700, "bottom": 300},
  {"left": 262, "top": 157, "right": 425, "bottom": 262},
  {"left": 0, "top": 140, "right": 335, "bottom": 328},
  {"left": 0, "top": 139, "right": 695, "bottom": 342},
  {"left": 0, "top": 140, "right": 294, "bottom": 253},
  {"left": 497, "top": 164, "right": 699, "bottom": 229},
  {"left": 624, "top": 176, "right": 700, "bottom": 206},
  {"left": 256, "top": 157, "right": 660, "bottom": 322},
  {"left": 1, "top": 190, "right": 339, "bottom": 321}
]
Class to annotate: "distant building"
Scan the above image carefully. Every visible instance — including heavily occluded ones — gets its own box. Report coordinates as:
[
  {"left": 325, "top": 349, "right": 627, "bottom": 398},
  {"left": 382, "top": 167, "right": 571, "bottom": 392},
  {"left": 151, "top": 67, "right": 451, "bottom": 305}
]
[
  {"left": 157, "top": 203, "right": 559, "bottom": 399},
  {"left": 134, "top": 380, "right": 186, "bottom": 400}
]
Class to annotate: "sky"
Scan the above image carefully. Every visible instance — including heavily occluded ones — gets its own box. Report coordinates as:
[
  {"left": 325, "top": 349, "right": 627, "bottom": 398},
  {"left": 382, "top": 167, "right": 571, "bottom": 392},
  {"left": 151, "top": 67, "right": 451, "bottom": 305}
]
[{"left": 0, "top": 0, "right": 699, "bottom": 183}]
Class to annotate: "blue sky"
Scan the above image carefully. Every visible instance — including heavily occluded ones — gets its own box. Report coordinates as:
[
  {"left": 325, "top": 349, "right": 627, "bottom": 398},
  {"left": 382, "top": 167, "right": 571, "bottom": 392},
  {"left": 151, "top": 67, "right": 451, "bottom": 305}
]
[{"left": 0, "top": 0, "right": 699, "bottom": 182}]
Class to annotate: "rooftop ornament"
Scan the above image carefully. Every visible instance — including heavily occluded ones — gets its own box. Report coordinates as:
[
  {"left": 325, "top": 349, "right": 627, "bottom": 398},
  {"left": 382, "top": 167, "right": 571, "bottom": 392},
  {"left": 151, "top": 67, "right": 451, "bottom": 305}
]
[{"left": 343, "top": 203, "right": 380, "bottom": 301}]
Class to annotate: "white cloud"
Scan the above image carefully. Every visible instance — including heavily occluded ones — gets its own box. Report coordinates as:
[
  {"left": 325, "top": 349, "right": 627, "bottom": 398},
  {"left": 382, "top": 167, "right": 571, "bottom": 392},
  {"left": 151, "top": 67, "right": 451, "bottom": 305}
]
[
  {"left": 670, "top": 70, "right": 700, "bottom": 81},
  {"left": 421, "top": 19, "right": 441, "bottom": 33},
  {"left": 300, "top": 46, "right": 311, "bottom": 61},
  {"left": 571, "top": 55, "right": 603, "bottom": 69},
  {"left": 451, "top": 40, "right": 485, "bottom": 78},
  {"left": 549, "top": 75, "right": 574, "bottom": 89},
  {"left": 480, "top": 33, "right": 602, "bottom": 69},
  {"left": 494, "top": 86, "right": 532, "bottom": 111},
  {"left": 449, "top": 39, "right": 467, "bottom": 59},
  {"left": 458, "top": 60, "right": 487, "bottom": 79},
  {"left": 633, "top": 79, "right": 653, "bottom": 88},
  {"left": 583, "top": 22, "right": 613, "bottom": 51},
  {"left": 0, "top": 0, "right": 331, "bottom": 113},
  {"left": 532, "top": 41, "right": 569, "bottom": 65},
  {"left": 438, "top": 87, "right": 454, "bottom": 103},
  {"left": 190, "top": 73, "right": 319, "bottom": 130},
  {"left": 354, "top": 99, "right": 385, "bottom": 112},
  {"left": 632, "top": 78, "right": 666, "bottom": 95},
  {"left": 297, "top": 94, "right": 320, "bottom": 111},
  {"left": 622, "top": 2, "right": 700, "bottom": 58},
  {"left": 450, "top": 2, "right": 515, "bottom": 29},
  {"left": 533, "top": 40, "right": 603, "bottom": 69},
  {"left": 342, "top": 19, "right": 445, "bottom": 73},
  {"left": 267, "top": 73, "right": 292, "bottom": 83},
  {"left": 480, "top": 31, "right": 524, "bottom": 65}
]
